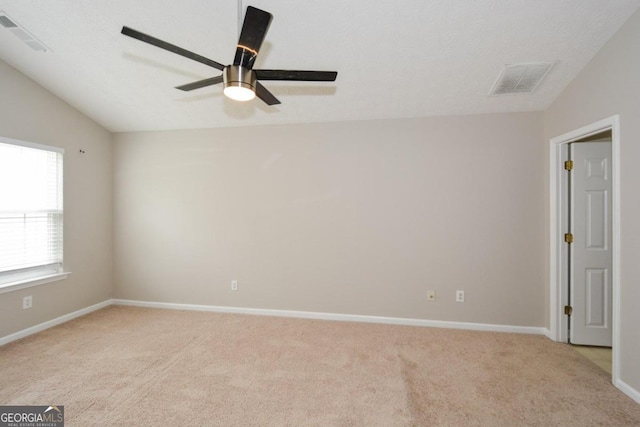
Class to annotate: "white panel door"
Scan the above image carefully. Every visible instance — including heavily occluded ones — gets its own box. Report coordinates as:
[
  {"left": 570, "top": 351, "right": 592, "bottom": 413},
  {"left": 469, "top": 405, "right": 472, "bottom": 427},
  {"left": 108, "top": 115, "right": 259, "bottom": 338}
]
[{"left": 570, "top": 142, "right": 612, "bottom": 346}]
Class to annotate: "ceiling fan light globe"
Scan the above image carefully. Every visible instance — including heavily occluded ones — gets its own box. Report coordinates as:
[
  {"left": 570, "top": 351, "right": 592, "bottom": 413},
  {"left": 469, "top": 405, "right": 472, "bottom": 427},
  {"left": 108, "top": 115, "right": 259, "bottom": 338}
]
[
  {"left": 223, "top": 65, "right": 257, "bottom": 102},
  {"left": 224, "top": 85, "right": 256, "bottom": 101}
]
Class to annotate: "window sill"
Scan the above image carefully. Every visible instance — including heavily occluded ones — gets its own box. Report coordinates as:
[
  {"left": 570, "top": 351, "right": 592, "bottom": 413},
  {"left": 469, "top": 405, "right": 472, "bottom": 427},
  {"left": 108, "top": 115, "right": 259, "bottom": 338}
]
[{"left": 0, "top": 272, "right": 71, "bottom": 294}]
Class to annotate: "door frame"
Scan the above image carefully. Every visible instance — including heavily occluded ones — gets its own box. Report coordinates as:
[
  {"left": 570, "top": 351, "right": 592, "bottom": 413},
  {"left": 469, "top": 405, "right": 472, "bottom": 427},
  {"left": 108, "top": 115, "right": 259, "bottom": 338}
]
[{"left": 549, "top": 115, "right": 620, "bottom": 381}]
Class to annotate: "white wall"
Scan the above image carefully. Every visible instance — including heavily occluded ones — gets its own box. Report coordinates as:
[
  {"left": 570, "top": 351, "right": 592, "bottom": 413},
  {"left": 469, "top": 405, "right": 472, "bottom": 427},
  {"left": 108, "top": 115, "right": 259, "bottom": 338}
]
[
  {"left": 114, "top": 112, "right": 546, "bottom": 327},
  {"left": 0, "top": 60, "right": 113, "bottom": 337},
  {"left": 545, "top": 9, "right": 640, "bottom": 398}
]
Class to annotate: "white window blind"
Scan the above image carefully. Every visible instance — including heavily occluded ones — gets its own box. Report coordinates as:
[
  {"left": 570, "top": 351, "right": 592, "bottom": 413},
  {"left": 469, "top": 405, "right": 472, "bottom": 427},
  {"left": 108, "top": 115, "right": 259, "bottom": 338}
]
[{"left": 0, "top": 138, "right": 64, "bottom": 286}]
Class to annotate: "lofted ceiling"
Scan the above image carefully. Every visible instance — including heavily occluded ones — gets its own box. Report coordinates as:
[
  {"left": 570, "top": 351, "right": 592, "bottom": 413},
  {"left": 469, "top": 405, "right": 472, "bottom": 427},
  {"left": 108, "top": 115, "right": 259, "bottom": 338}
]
[{"left": 0, "top": 0, "right": 639, "bottom": 133}]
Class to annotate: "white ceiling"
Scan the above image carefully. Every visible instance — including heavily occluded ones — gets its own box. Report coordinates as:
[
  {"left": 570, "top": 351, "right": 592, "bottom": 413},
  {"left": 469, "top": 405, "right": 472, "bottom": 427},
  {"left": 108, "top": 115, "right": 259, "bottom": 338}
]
[{"left": 1, "top": 0, "right": 639, "bottom": 133}]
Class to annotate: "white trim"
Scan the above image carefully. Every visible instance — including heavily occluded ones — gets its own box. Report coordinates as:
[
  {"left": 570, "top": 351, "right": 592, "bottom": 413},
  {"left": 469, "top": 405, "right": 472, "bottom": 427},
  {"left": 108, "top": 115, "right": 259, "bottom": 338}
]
[
  {"left": 0, "top": 299, "right": 111, "bottom": 346},
  {"left": 615, "top": 379, "right": 640, "bottom": 405},
  {"left": 548, "top": 138, "right": 563, "bottom": 342},
  {"left": 548, "top": 115, "right": 621, "bottom": 383},
  {"left": 112, "top": 299, "right": 547, "bottom": 335},
  {"left": 0, "top": 272, "right": 70, "bottom": 294},
  {"left": 0, "top": 135, "right": 64, "bottom": 153}
]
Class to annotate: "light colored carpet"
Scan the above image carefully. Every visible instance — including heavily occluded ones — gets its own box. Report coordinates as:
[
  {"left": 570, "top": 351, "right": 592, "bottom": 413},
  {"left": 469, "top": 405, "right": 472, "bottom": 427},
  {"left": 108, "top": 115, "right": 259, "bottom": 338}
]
[{"left": 1, "top": 306, "right": 639, "bottom": 426}]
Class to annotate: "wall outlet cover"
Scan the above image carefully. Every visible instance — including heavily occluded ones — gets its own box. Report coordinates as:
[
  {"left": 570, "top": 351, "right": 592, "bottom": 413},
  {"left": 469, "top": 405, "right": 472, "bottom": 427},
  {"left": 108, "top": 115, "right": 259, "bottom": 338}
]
[{"left": 23, "top": 295, "right": 33, "bottom": 309}]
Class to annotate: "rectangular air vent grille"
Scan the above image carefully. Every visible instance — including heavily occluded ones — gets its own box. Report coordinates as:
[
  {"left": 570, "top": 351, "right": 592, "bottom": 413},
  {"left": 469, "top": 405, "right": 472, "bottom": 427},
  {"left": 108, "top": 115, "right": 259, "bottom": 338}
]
[
  {"left": 490, "top": 62, "right": 555, "bottom": 96},
  {"left": 0, "top": 11, "right": 48, "bottom": 52}
]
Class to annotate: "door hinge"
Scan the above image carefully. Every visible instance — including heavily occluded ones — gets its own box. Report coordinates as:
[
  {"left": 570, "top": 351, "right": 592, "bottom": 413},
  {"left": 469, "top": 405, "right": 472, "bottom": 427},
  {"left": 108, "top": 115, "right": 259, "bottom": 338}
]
[
  {"left": 564, "top": 160, "right": 574, "bottom": 171},
  {"left": 564, "top": 305, "right": 573, "bottom": 316},
  {"left": 564, "top": 233, "right": 574, "bottom": 244}
]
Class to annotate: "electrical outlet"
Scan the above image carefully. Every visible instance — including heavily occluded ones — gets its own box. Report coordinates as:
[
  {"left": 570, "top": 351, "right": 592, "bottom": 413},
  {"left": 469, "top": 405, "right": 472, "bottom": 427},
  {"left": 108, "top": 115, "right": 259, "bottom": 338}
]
[
  {"left": 231, "top": 280, "right": 238, "bottom": 291},
  {"left": 456, "top": 290, "right": 465, "bottom": 303},
  {"left": 23, "top": 295, "right": 32, "bottom": 309},
  {"left": 427, "top": 290, "right": 436, "bottom": 301}
]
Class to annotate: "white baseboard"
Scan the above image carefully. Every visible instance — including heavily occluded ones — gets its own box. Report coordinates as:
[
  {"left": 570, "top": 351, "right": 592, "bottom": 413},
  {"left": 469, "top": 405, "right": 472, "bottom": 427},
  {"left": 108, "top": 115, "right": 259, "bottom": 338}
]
[
  {"left": 0, "top": 298, "right": 555, "bottom": 348},
  {"left": 615, "top": 378, "right": 640, "bottom": 405},
  {"left": 0, "top": 299, "right": 113, "bottom": 346},
  {"left": 112, "top": 299, "right": 547, "bottom": 335},
  {"left": 543, "top": 328, "right": 554, "bottom": 340}
]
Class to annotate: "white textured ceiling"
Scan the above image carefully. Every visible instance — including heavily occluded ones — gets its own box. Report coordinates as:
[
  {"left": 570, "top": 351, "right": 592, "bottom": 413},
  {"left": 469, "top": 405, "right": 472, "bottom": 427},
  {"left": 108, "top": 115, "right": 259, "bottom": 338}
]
[{"left": 0, "top": 0, "right": 639, "bottom": 132}]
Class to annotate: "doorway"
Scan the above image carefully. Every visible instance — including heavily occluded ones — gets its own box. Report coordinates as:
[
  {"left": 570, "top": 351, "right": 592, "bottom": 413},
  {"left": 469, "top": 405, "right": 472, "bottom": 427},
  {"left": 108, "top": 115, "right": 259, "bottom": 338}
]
[{"left": 549, "top": 115, "right": 621, "bottom": 382}]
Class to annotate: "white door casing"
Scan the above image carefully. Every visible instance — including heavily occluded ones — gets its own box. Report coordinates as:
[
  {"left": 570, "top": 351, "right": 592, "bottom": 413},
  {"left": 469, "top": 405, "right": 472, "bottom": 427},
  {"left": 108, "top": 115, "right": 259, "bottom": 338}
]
[
  {"left": 549, "top": 115, "right": 621, "bottom": 385},
  {"left": 569, "top": 141, "right": 613, "bottom": 346}
]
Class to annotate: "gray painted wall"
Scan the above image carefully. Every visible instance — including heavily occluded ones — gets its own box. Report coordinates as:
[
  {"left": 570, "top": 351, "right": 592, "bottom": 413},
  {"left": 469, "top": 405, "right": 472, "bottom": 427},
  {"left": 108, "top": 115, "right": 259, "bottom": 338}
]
[
  {"left": 113, "top": 113, "right": 546, "bottom": 327},
  {"left": 545, "top": 8, "right": 640, "bottom": 399},
  {"left": 0, "top": 60, "right": 113, "bottom": 337}
]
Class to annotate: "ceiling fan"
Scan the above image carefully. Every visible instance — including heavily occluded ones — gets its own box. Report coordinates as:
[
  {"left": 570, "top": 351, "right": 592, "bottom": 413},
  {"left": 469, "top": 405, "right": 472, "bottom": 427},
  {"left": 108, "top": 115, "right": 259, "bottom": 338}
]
[{"left": 121, "top": 5, "right": 337, "bottom": 105}]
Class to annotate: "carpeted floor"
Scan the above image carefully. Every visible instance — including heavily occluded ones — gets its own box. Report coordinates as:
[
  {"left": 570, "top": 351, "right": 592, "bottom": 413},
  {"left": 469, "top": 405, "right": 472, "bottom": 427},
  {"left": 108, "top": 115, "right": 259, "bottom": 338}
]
[{"left": 1, "top": 306, "right": 639, "bottom": 426}]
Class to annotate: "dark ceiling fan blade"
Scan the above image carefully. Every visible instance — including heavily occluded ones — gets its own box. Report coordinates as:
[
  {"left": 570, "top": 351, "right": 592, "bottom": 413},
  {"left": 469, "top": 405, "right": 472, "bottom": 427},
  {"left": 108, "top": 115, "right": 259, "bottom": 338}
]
[
  {"left": 254, "top": 70, "right": 338, "bottom": 81},
  {"left": 233, "top": 6, "right": 272, "bottom": 69},
  {"left": 255, "top": 82, "right": 281, "bottom": 105},
  {"left": 175, "top": 75, "right": 224, "bottom": 91},
  {"left": 121, "top": 26, "right": 225, "bottom": 71}
]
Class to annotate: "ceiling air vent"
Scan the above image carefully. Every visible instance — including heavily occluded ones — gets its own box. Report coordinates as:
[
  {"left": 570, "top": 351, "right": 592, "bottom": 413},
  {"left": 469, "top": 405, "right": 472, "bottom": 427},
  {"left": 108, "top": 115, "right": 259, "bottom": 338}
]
[
  {"left": 490, "top": 62, "right": 555, "bottom": 96},
  {"left": 0, "top": 11, "right": 48, "bottom": 52}
]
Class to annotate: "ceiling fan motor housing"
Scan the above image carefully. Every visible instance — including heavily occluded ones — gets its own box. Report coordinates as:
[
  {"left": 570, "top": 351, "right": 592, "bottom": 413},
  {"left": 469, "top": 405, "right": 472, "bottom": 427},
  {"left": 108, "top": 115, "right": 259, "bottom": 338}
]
[{"left": 223, "top": 65, "right": 257, "bottom": 92}]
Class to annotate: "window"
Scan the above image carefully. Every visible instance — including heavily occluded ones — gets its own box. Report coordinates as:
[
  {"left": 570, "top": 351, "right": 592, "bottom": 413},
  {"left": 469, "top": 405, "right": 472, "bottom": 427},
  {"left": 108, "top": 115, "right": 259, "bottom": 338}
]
[{"left": 0, "top": 136, "right": 65, "bottom": 290}]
